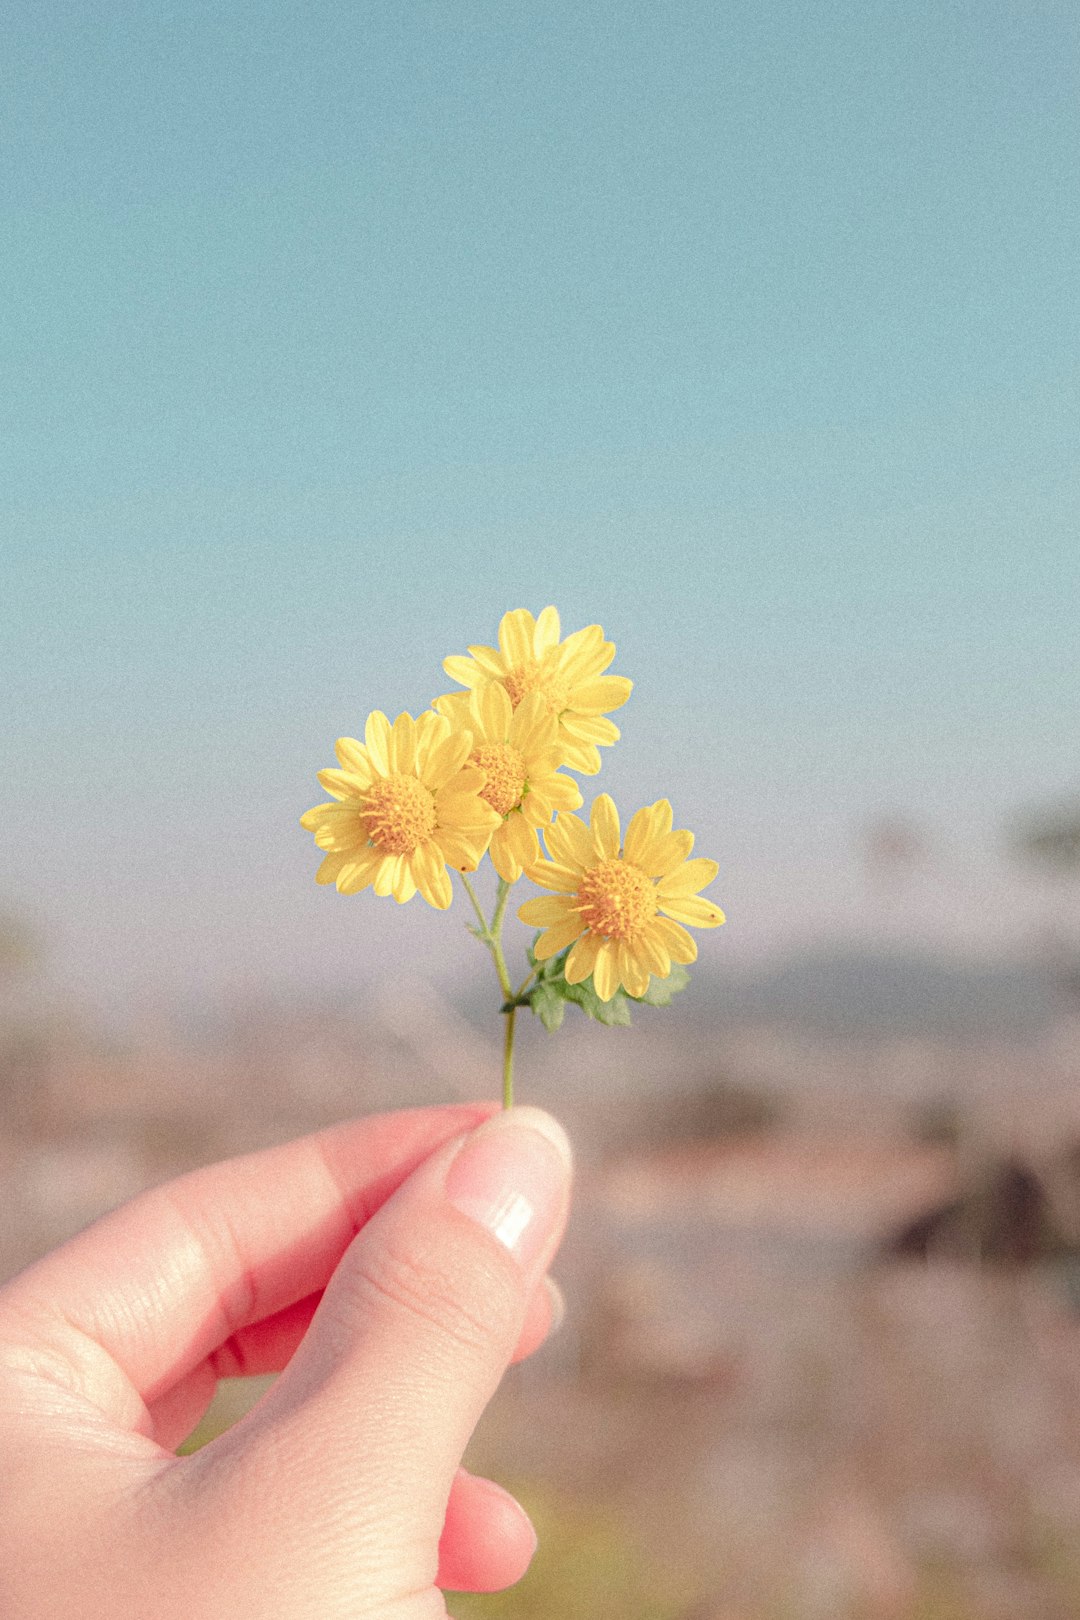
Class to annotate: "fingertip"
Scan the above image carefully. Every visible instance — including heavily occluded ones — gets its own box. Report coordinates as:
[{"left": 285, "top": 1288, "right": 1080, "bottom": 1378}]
[
  {"left": 544, "top": 1275, "right": 567, "bottom": 1337},
  {"left": 511, "top": 1275, "right": 566, "bottom": 1364},
  {"left": 471, "top": 1106, "right": 573, "bottom": 1175},
  {"left": 444, "top": 1108, "right": 573, "bottom": 1281},
  {"left": 438, "top": 1469, "right": 537, "bottom": 1592}
]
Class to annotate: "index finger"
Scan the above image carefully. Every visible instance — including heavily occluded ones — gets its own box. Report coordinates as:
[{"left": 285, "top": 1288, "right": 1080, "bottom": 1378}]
[{"left": 0, "top": 1103, "right": 495, "bottom": 1428}]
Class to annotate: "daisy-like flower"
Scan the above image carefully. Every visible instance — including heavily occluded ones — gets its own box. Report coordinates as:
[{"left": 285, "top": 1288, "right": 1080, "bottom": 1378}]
[
  {"left": 434, "top": 685, "right": 584, "bottom": 883},
  {"left": 440, "top": 606, "right": 632, "bottom": 775},
  {"left": 301, "top": 710, "right": 501, "bottom": 910},
  {"left": 518, "top": 794, "right": 724, "bottom": 1001}
]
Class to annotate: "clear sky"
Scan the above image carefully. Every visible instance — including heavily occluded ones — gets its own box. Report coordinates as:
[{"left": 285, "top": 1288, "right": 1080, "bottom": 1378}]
[{"left": 3, "top": 1, "right": 1078, "bottom": 1017}]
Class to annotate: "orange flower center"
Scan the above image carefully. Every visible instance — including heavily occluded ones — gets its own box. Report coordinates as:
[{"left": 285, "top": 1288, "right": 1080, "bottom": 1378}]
[
  {"left": 472, "top": 741, "right": 527, "bottom": 818},
  {"left": 576, "top": 858, "right": 656, "bottom": 942},
  {"left": 364, "top": 773, "right": 437, "bottom": 855},
  {"left": 502, "top": 659, "right": 568, "bottom": 715}
]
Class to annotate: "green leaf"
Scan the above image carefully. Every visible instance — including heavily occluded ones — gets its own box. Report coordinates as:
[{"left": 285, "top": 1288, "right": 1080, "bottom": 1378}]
[
  {"left": 561, "top": 976, "right": 633, "bottom": 1026},
  {"left": 596, "top": 992, "right": 633, "bottom": 1027},
  {"left": 525, "top": 936, "right": 689, "bottom": 1028},
  {"left": 527, "top": 941, "right": 569, "bottom": 982},
  {"left": 529, "top": 982, "right": 567, "bottom": 1033},
  {"left": 629, "top": 965, "right": 691, "bottom": 1007}
]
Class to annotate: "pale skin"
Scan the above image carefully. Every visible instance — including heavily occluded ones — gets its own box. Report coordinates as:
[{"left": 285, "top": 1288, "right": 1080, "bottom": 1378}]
[{"left": 0, "top": 1102, "right": 573, "bottom": 1618}]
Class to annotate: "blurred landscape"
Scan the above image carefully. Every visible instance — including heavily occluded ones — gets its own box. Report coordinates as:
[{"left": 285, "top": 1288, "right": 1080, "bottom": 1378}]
[
  {"left": 5, "top": 874, "right": 1080, "bottom": 1619},
  {"left": 5, "top": 4, "right": 1079, "bottom": 1613}
]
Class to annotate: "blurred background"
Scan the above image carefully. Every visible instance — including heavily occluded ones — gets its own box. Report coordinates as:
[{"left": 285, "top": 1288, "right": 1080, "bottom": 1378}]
[{"left": 3, "top": 3, "right": 1079, "bottom": 1615}]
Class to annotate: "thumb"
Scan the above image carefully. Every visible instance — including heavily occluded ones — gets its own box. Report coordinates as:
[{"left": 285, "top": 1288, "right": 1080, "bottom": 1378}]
[{"left": 202, "top": 1107, "right": 572, "bottom": 1608}]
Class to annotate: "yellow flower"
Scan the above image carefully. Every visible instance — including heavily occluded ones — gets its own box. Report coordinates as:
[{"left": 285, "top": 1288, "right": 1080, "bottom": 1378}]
[
  {"left": 441, "top": 606, "right": 632, "bottom": 775},
  {"left": 301, "top": 710, "right": 501, "bottom": 909},
  {"left": 434, "top": 685, "right": 584, "bottom": 883},
  {"left": 518, "top": 794, "right": 725, "bottom": 1001}
]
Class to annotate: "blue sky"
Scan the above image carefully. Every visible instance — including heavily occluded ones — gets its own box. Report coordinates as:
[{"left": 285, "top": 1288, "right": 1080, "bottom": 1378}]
[{"left": 3, "top": 1, "right": 1078, "bottom": 1015}]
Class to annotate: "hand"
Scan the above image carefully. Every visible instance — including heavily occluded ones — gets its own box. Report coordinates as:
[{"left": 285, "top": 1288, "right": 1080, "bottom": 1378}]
[{"left": 0, "top": 1102, "right": 573, "bottom": 1618}]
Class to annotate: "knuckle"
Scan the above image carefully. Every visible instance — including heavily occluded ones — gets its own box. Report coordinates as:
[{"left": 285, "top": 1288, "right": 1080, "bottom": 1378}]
[{"left": 354, "top": 1224, "right": 520, "bottom": 1360}]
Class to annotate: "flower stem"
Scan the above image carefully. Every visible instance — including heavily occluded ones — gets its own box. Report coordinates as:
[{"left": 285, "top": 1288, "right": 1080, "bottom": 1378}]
[
  {"left": 459, "top": 872, "right": 518, "bottom": 1107},
  {"left": 513, "top": 965, "right": 538, "bottom": 1000},
  {"left": 459, "top": 871, "right": 490, "bottom": 938},
  {"left": 502, "top": 1003, "right": 516, "bottom": 1111},
  {"left": 488, "top": 878, "right": 514, "bottom": 1002}
]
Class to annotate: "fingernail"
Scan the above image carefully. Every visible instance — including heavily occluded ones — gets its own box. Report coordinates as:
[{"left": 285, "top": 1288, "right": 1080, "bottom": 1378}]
[
  {"left": 544, "top": 1275, "right": 567, "bottom": 1336},
  {"left": 445, "top": 1107, "right": 572, "bottom": 1276}
]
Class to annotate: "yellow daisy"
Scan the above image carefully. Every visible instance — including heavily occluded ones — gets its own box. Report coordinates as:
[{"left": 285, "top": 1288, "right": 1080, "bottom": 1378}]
[
  {"left": 440, "top": 606, "right": 633, "bottom": 775},
  {"left": 434, "top": 685, "right": 584, "bottom": 883},
  {"left": 300, "top": 710, "right": 501, "bottom": 910},
  {"left": 518, "top": 794, "right": 725, "bottom": 1001}
]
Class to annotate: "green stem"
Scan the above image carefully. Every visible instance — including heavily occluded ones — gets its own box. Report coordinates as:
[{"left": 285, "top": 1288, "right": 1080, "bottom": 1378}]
[
  {"left": 459, "top": 873, "right": 518, "bottom": 1107},
  {"left": 513, "top": 965, "right": 538, "bottom": 999},
  {"left": 459, "top": 872, "right": 490, "bottom": 938},
  {"left": 502, "top": 1004, "right": 516, "bottom": 1110},
  {"left": 488, "top": 878, "right": 514, "bottom": 1002}
]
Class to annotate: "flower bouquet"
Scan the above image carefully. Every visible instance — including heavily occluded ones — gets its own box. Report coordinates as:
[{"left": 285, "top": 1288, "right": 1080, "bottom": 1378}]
[{"left": 301, "top": 608, "right": 725, "bottom": 1104}]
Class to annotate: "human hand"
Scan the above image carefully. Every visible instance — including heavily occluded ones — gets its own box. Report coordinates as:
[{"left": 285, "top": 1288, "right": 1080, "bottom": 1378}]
[{"left": 0, "top": 1102, "right": 572, "bottom": 1618}]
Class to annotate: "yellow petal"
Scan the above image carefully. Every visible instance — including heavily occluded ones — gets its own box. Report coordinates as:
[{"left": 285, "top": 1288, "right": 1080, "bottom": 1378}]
[
  {"left": 337, "top": 846, "right": 382, "bottom": 895},
  {"left": 498, "top": 609, "right": 537, "bottom": 666},
  {"left": 432, "top": 692, "right": 468, "bottom": 724},
  {"left": 317, "top": 768, "right": 366, "bottom": 801},
  {"left": 556, "top": 625, "right": 609, "bottom": 681},
  {"left": 624, "top": 800, "right": 692, "bottom": 876},
  {"left": 478, "top": 680, "right": 513, "bottom": 741},
  {"left": 658, "top": 895, "right": 725, "bottom": 928},
  {"left": 416, "top": 708, "right": 449, "bottom": 747},
  {"left": 558, "top": 737, "right": 602, "bottom": 775},
  {"left": 364, "top": 711, "right": 392, "bottom": 776},
  {"left": 634, "top": 926, "right": 672, "bottom": 979},
  {"left": 548, "top": 774, "right": 584, "bottom": 810},
  {"left": 570, "top": 675, "right": 633, "bottom": 714},
  {"left": 465, "top": 643, "right": 506, "bottom": 677},
  {"left": 521, "top": 791, "right": 555, "bottom": 827},
  {"left": 544, "top": 811, "right": 593, "bottom": 869},
  {"left": 390, "top": 712, "right": 418, "bottom": 775},
  {"left": 534, "top": 914, "right": 586, "bottom": 958},
  {"left": 559, "top": 714, "right": 620, "bottom": 746},
  {"left": 451, "top": 762, "right": 487, "bottom": 795},
  {"left": 592, "top": 941, "right": 620, "bottom": 1001},
  {"left": 590, "top": 794, "right": 621, "bottom": 860},
  {"left": 624, "top": 802, "right": 663, "bottom": 866},
  {"left": 334, "top": 737, "right": 375, "bottom": 779},
  {"left": 530, "top": 745, "right": 571, "bottom": 776},
  {"left": 316, "top": 851, "right": 348, "bottom": 885},
  {"left": 302, "top": 803, "right": 365, "bottom": 850},
  {"left": 534, "top": 605, "right": 561, "bottom": 653},
  {"left": 437, "top": 790, "right": 501, "bottom": 831},
  {"left": 505, "top": 810, "right": 539, "bottom": 867},
  {"left": 525, "top": 858, "right": 582, "bottom": 893},
  {"left": 300, "top": 802, "right": 335, "bottom": 831},
  {"left": 508, "top": 690, "right": 556, "bottom": 752},
  {"left": 651, "top": 916, "right": 698, "bottom": 965},
  {"left": 373, "top": 853, "right": 402, "bottom": 898},
  {"left": 414, "top": 710, "right": 451, "bottom": 777},
  {"left": 565, "top": 931, "right": 601, "bottom": 984},
  {"left": 413, "top": 842, "right": 453, "bottom": 909},
  {"left": 489, "top": 824, "right": 521, "bottom": 883},
  {"left": 433, "top": 827, "right": 490, "bottom": 872},
  {"left": 642, "top": 829, "right": 695, "bottom": 877},
  {"left": 393, "top": 861, "right": 419, "bottom": 904},
  {"left": 443, "top": 654, "right": 484, "bottom": 689},
  {"left": 617, "top": 942, "right": 650, "bottom": 999},
  {"left": 656, "top": 858, "right": 720, "bottom": 900},
  {"left": 519, "top": 894, "right": 577, "bottom": 927},
  {"left": 421, "top": 728, "right": 472, "bottom": 789}
]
